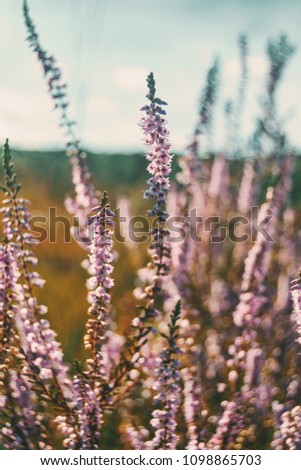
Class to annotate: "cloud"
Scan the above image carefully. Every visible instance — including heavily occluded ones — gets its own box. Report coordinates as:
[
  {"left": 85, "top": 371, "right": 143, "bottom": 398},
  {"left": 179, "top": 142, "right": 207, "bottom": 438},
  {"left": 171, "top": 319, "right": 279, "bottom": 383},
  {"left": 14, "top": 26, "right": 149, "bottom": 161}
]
[
  {"left": 0, "top": 87, "right": 62, "bottom": 148},
  {"left": 113, "top": 66, "right": 149, "bottom": 91},
  {"left": 225, "top": 55, "right": 268, "bottom": 79},
  {"left": 0, "top": 88, "right": 47, "bottom": 118},
  {"left": 86, "top": 94, "right": 118, "bottom": 116}
]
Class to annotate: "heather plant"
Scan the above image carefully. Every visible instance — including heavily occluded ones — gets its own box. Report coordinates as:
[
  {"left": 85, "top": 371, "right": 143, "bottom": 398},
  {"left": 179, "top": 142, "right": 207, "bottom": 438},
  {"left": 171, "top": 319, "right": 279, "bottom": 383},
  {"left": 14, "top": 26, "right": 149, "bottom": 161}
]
[
  {"left": 0, "top": 0, "right": 300, "bottom": 451},
  {"left": 23, "top": 0, "right": 98, "bottom": 231},
  {"left": 225, "top": 34, "right": 248, "bottom": 157}
]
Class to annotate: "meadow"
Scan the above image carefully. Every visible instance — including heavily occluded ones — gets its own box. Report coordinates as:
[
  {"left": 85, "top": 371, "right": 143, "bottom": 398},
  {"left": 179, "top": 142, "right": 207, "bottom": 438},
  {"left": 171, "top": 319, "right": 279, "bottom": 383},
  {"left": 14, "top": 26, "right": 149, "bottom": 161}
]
[{"left": 0, "top": 1, "right": 301, "bottom": 450}]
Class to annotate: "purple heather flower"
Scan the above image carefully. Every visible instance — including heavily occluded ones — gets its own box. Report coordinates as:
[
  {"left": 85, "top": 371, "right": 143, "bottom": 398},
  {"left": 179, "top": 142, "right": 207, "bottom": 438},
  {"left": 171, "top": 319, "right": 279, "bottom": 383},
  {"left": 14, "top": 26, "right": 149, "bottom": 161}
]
[
  {"left": 208, "top": 154, "right": 229, "bottom": 200},
  {"left": 229, "top": 156, "right": 292, "bottom": 401},
  {"left": 64, "top": 150, "right": 99, "bottom": 228},
  {"left": 238, "top": 160, "right": 256, "bottom": 215},
  {"left": 1, "top": 140, "right": 73, "bottom": 406},
  {"left": 273, "top": 406, "right": 301, "bottom": 450},
  {"left": 19, "top": 316, "right": 72, "bottom": 400},
  {"left": 116, "top": 73, "right": 176, "bottom": 389},
  {"left": 182, "top": 365, "right": 203, "bottom": 449},
  {"left": 177, "top": 59, "right": 219, "bottom": 189},
  {"left": 124, "top": 425, "right": 148, "bottom": 450},
  {"left": 207, "top": 400, "right": 244, "bottom": 450},
  {"left": 72, "top": 374, "right": 102, "bottom": 449},
  {"left": 0, "top": 243, "right": 21, "bottom": 375},
  {"left": 147, "top": 301, "right": 182, "bottom": 450},
  {"left": 84, "top": 193, "right": 115, "bottom": 382},
  {"left": 23, "top": 1, "right": 98, "bottom": 230},
  {"left": 139, "top": 73, "right": 172, "bottom": 253},
  {"left": 0, "top": 370, "right": 51, "bottom": 450}
]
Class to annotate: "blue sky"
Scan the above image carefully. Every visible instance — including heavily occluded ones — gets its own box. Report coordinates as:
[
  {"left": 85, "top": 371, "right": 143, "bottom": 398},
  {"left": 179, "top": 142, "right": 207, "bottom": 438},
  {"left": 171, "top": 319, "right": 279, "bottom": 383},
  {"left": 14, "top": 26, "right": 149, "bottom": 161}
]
[{"left": 1, "top": 0, "right": 301, "bottom": 152}]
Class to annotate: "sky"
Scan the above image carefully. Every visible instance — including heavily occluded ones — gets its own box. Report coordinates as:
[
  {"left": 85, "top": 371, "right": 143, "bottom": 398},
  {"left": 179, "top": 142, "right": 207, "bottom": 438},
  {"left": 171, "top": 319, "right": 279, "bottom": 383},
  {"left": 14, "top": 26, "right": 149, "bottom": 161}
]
[{"left": 1, "top": 0, "right": 301, "bottom": 153}]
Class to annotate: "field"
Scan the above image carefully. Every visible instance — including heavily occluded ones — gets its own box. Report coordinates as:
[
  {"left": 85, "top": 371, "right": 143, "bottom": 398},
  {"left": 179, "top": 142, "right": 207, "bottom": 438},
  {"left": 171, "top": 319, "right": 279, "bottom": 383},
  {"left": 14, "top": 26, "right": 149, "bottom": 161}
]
[{"left": 1, "top": 0, "right": 301, "bottom": 451}]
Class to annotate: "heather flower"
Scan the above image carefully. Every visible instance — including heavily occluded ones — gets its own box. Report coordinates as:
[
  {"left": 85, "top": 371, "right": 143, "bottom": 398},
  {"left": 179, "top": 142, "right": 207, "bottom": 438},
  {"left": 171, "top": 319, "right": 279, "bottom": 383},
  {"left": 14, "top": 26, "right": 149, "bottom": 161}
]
[
  {"left": 23, "top": 0, "right": 98, "bottom": 228},
  {"left": 207, "top": 401, "right": 244, "bottom": 450},
  {"left": 237, "top": 160, "right": 256, "bottom": 215},
  {"left": 225, "top": 35, "right": 248, "bottom": 157},
  {"left": 115, "top": 303, "right": 181, "bottom": 451},
  {"left": 0, "top": 370, "right": 51, "bottom": 450},
  {"left": 273, "top": 406, "right": 301, "bottom": 450},
  {"left": 182, "top": 364, "right": 203, "bottom": 449},
  {"left": 168, "top": 64, "right": 224, "bottom": 446},
  {"left": 208, "top": 153, "right": 229, "bottom": 200},
  {"left": 267, "top": 34, "right": 295, "bottom": 102},
  {"left": 0, "top": 243, "right": 21, "bottom": 378},
  {"left": 64, "top": 150, "right": 99, "bottom": 228},
  {"left": 0, "top": 22, "right": 299, "bottom": 451},
  {"left": 147, "top": 300, "right": 182, "bottom": 449},
  {"left": 111, "top": 74, "right": 175, "bottom": 394},
  {"left": 72, "top": 374, "right": 102, "bottom": 449},
  {"left": 229, "top": 155, "right": 292, "bottom": 402},
  {"left": 84, "top": 192, "right": 115, "bottom": 383},
  {"left": 55, "top": 370, "right": 104, "bottom": 451},
  {"left": 271, "top": 273, "right": 301, "bottom": 449},
  {"left": 123, "top": 424, "right": 148, "bottom": 450},
  {"left": 140, "top": 74, "right": 172, "bottom": 225},
  {"left": 178, "top": 59, "right": 219, "bottom": 188},
  {"left": 172, "top": 62, "right": 220, "bottom": 338},
  {"left": 145, "top": 69, "right": 219, "bottom": 448},
  {"left": 252, "top": 35, "right": 295, "bottom": 153},
  {"left": 0, "top": 141, "right": 72, "bottom": 409},
  {"left": 19, "top": 317, "right": 72, "bottom": 399}
]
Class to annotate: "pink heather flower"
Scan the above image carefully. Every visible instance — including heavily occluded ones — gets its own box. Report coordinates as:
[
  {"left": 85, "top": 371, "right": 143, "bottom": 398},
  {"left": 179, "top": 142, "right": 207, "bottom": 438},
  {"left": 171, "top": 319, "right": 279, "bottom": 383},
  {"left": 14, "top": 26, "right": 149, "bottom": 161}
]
[
  {"left": 147, "top": 301, "right": 182, "bottom": 450},
  {"left": 207, "top": 400, "right": 244, "bottom": 450},
  {"left": 233, "top": 182, "right": 284, "bottom": 332},
  {"left": 0, "top": 243, "right": 21, "bottom": 374},
  {"left": 229, "top": 156, "right": 292, "bottom": 399},
  {"left": 208, "top": 153, "right": 229, "bottom": 200},
  {"left": 238, "top": 160, "right": 256, "bottom": 214},
  {"left": 54, "top": 414, "right": 78, "bottom": 450},
  {"left": 18, "top": 316, "right": 72, "bottom": 401},
  {"left": 273, "top": 406, "right": 301, "bottom": 450},
  {"left": 239, "top": 188, "right": 275, "bottom": 295},
  {"left": 117, "top": 73, "right": 176, "bottom": 388},
  {"left": 177, "top": 59, "right": 219, "bottom": 189},
  {"left": 23, "top": 1, "right": 98, "bottom": 230},
  {"left": 72, "top": 374, "right": 102, "bottom": 450},
  {"left": 101, "top": 330, "right": 124, "bottom": 372},
  {"left": 123, "top": 425, "right": 148, "bottom": 450},
  {"left": 140, "top": 75, "right": 173, "bottom": 230},
  {"left": 148, "top": 354, "right": 181, "bottom": 449},
  {"left": 182, "top": 366, "right": 203, "bottom": 449},
  {"left": 1, "top": 140, "right": 73, "bottom": 406},
  {"left": 0, "top": 370, "right": 51, "bottom": 450},
  {"left": 64, "top": 150, "right": 99, "bottom": 228},
  {"left": 84, "top": 192, "right": 115, "bottom": 382},
  {"left": 55, "top": 372, "right": 103, "bottom": 451}
]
